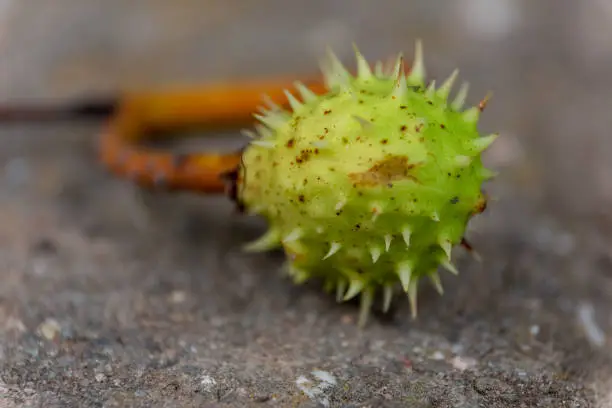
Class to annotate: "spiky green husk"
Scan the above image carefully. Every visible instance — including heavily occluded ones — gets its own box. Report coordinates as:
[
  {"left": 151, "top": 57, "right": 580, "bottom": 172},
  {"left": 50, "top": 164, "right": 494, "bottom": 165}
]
[{"left": 236, "top": 41, "right": 497, "bottom": 326}]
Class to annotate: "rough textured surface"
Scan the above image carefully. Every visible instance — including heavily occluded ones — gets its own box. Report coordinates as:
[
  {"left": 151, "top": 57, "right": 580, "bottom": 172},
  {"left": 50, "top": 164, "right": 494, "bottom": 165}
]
[{"left": 1, "top": 1, "right": 612, "bottom": 407}]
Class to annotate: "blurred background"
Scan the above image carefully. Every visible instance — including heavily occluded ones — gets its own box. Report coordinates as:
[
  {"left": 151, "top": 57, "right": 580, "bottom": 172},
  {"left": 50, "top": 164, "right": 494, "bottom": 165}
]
[
  {"left": 0, "top": 0, "right": 611, "bottom": 406},
  {"left": 1, "top": 0, "right": 611, "bottom": 221}
]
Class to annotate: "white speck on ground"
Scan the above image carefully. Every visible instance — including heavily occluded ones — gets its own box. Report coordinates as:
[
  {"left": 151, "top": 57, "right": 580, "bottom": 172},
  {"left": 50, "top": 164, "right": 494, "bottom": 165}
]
[
  {"left": 311, "top": 370, "right": 337, "bottom": 387},
  {"left": 296, "top": 370, "right": 337, "bottom": 408},
  {"left": 577, "top": 302, "right": 606, "bottom": 348},
  {"left": 169, "top": 290, "right": 187, "bottom": 304},
  {"left": 200, "top": 374, "right": 217, "bottom": 391},
  {"left": 37, "top": 318, "right": 61, "bottom": 341}
]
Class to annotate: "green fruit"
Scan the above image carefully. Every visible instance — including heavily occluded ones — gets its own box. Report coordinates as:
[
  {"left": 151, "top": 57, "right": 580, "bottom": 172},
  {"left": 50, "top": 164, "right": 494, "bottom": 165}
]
[{"left": 235, "top": 41, "right": 497, "bottom": 326}]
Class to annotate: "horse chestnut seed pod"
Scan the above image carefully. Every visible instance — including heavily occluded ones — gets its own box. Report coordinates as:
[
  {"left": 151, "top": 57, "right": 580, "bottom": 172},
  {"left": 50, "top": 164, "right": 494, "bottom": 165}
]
[{"left": 235, "top": 41, "right": 497, "bottom": 326}]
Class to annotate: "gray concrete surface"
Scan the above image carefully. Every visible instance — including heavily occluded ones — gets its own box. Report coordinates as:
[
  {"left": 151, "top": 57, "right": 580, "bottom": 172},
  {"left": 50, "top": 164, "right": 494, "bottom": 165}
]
[{"left": 1, "top": 0, "right": 612, "bottom": 406}]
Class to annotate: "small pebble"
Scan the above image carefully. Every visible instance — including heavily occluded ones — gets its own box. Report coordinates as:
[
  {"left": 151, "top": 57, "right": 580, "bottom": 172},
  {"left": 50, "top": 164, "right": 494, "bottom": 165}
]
[
  {"left": 199, "top": 374, "right": 217, "bottom": 391},
  {"left": 295, "top": 371, "right": 336, "bottom": 408},
  {"left": 37, "top": 318, "right": 61, "bottom": 340}
]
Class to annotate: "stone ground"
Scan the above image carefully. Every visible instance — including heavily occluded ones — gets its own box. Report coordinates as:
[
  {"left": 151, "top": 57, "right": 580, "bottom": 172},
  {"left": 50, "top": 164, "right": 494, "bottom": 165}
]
[{"left": 1, "top": 1, "right": 612, "bottom": 407}]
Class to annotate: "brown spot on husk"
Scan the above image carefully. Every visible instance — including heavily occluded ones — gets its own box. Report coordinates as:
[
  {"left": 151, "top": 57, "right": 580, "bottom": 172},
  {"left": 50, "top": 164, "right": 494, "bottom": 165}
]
[{"left": 349, "top": 155, "right": 419, "bottom": 186}]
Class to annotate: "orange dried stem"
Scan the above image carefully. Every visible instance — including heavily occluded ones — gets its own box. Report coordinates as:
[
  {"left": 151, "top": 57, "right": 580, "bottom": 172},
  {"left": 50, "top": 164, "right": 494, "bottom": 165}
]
[{"left": 98, "top": 77, "right": 327, "bottom": 194}]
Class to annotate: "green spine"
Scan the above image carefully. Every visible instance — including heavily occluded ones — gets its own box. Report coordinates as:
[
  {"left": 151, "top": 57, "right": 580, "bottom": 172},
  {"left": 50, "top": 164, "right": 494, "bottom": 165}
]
[{"left": 236, "top": 41, "right": 497, "bottom": 326}]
